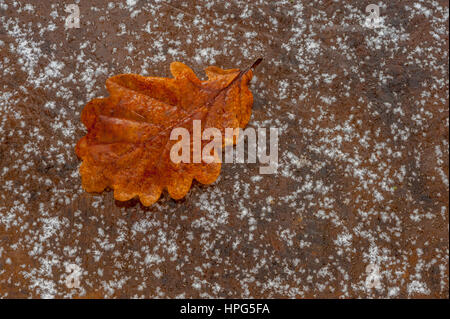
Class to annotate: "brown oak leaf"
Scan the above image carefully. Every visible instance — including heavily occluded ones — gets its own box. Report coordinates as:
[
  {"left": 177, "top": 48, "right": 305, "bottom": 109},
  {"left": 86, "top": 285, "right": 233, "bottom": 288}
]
[{"left": 75, "top": 59, "right": 261, "bottom": 206}]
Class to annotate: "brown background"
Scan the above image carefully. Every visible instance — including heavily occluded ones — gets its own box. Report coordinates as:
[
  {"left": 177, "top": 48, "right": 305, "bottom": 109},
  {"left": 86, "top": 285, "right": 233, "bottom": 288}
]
[{"left": 0, "top": 0, "right": 448, "bottom": 298}]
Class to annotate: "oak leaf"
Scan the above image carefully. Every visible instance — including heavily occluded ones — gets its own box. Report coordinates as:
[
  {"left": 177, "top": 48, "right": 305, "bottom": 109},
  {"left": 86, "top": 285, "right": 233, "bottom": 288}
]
[{"left": 75, "top": 59, "right": 261, "bottom": 206}]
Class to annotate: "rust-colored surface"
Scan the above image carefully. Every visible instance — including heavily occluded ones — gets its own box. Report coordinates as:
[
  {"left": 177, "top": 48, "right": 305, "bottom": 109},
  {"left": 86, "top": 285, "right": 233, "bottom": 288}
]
[
  {"left": 76, "top": 61, "right": 257, "bottom": 206},
  {"left": 0, "top": 0, "right": 448, "bottom": 298}
]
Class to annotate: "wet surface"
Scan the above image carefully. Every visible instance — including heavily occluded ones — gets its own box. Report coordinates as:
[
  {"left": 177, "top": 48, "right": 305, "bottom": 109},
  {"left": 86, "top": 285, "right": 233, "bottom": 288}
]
[{"left": 0, "top": 0, "right": 448, "bottom": 298}]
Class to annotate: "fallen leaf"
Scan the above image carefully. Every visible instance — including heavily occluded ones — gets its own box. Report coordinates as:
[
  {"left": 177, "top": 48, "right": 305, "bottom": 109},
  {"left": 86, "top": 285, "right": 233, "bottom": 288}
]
[{"left": 75, "top": 59, "right": 261, "bottom": 206}]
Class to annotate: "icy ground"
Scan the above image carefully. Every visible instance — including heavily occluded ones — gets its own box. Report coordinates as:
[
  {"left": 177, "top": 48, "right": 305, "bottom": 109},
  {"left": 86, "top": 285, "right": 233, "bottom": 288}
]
[{"left": 0, "top": 0, "right": 448, "bottom": 298}]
